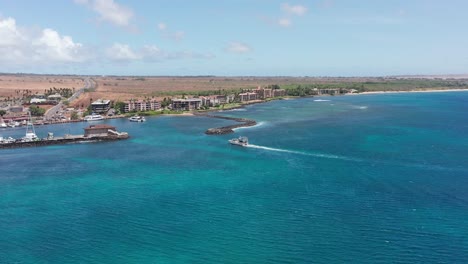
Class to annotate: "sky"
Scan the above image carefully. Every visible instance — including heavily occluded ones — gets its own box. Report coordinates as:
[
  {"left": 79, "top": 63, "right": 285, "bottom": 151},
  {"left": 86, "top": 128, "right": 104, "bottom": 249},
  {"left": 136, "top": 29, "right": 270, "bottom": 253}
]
[{"left": 0, "top": 0, "right": 467, "bottom": 76}]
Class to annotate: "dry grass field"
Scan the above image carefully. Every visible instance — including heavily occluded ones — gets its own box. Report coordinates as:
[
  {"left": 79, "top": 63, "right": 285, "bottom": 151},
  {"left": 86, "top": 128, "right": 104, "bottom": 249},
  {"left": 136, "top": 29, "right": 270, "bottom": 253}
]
[
  {"left": 73, "top": 76, "right": 357, "bottom": 107},
  {"left": 3, "top": 74, "right": 466, "bottom": 109},
  {"left": 0, "top": 75, "right": 84, "bottom": 98}
]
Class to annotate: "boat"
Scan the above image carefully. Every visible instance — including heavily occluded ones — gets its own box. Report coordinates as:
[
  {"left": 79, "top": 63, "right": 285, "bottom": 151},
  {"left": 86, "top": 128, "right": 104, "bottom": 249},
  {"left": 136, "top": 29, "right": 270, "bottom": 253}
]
[
  {"left": 7, "top": 121, "right": 20, "bottom": 128},
  {"left": 83, "top": 113, "right": 104, "bottom": 121},
  {"left": 228, "top": 136, "right": 248, "bottom": 146},
  {"left": 0, "top": 122, "right": 6, "bottom": 128},
  {"left": 128, "top": 115, "right": 146, "bottom": 122},
  {"left": 22, "top": 112, "right": 38, "bottom": 142}
]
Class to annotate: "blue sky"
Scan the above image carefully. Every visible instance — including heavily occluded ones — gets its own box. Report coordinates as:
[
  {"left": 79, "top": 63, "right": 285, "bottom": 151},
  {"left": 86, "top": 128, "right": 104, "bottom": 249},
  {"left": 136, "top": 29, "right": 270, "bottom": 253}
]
[{"left": 0, "top": 0, "right": 467, "bottom": 76}]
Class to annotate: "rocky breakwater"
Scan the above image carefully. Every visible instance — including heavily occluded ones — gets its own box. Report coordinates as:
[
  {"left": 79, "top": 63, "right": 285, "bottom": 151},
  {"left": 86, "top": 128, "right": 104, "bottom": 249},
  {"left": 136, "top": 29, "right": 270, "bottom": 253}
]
[{"left": 195, "top": 113, "right": 257, "bottom": 135}]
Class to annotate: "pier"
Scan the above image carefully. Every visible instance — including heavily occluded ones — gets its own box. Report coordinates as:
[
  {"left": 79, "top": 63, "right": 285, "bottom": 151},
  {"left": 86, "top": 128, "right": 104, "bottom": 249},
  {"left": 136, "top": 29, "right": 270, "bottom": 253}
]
[{"left": 0, "top": 124, "right": 129, "bottom": 149}]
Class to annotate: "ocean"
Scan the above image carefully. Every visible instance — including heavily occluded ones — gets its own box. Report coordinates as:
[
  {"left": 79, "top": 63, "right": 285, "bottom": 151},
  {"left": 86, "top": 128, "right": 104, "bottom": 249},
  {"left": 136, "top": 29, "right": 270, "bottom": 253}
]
[{"left": 1, "top": 92, "right": 468, "bottom": 263}]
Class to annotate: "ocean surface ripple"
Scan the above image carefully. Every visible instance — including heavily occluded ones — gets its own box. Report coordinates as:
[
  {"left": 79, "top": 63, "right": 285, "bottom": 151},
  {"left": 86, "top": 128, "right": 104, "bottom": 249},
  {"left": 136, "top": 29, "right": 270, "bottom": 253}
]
[{"left": 1, "top": 92, "right": 468, "bottom": 263}]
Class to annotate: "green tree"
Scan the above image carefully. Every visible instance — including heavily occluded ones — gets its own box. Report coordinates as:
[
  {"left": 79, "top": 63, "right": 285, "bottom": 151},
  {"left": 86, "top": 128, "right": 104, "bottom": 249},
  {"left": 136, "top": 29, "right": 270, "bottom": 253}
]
[
  {"left": 114, "top": 101, "right": 126, "bottom": 114},
  {"left": 70, "top": 111, "right": 79, "bottom": 120},
  {"left": 161, "top": 97, "right": 171, "bottom": 108},
  {"left": 0, "top": 110, "right": 6, "bottom": 117},
  {"left": 29, "top": 105, "right": 45, "bottom": 116}
]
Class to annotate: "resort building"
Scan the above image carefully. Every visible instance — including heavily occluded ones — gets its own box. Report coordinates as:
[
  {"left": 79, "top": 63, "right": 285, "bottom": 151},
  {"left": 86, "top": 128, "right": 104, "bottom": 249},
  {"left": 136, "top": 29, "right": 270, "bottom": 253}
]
[
  {"left": 318, "top": 89, "right": 340, "bottom": 96},
  {"left": 203, "top": 95, "right": 235, "bottom": 106},
  {"left": 200, "top": 97, "right": 211, "bottom": 107},
  {"left": 239, "top": 92, "right": 258, "bottom": 102},
  {"left": 171, "top": 98, "right": 202, "bottom": 111},
  {"left": 91, "top": 99, "right": 111, "bottom": 113},
  {"left": 124, "top": 100, "right": 161, "bottom": 112},
  {"left": 272, "top": 89, "right": 286, "bottom": 97},
  {"left": 254, "top": 88, "right": 273, "bottom": 99}
]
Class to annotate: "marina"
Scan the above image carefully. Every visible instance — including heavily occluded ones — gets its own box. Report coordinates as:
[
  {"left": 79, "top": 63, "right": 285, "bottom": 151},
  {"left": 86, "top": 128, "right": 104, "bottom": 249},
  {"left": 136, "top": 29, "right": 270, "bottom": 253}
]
[{"left": 0, "top": 124, "right": 129, "bottom": 149}]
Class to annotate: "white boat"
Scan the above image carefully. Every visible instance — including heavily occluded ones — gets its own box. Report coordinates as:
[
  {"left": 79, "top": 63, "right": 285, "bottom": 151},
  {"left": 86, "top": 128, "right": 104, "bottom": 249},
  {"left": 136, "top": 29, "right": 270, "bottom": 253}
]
[
  {"left": 0, "top": 122, "right": 6, "bottom": 128},
  {"left": 128, "top": 115, "right": 146, "bottom": 122},
  {"left": 22, "top": 112, "right": 38, "bottom": 142},
  {"left": 0, "top": 136, "right": 15, "bottom": 144},
  {"left": 229, "top": 136, "right": 248, "bottom": 147},
  {"left": 84, "top": 113, "right": 104, "bottom": 121},
  {"left": 8, "top": 121, "right": 20, "bottom": 128}
]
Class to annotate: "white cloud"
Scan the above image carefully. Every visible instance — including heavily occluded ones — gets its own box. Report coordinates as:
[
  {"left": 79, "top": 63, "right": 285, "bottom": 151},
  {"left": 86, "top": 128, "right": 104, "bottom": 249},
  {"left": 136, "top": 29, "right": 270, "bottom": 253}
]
[
  {"left": 75, "top": 0, "right": 134, "bottom": 28},
  {"left": 278, "top": 18, "right": 292, "bottom": 27},
  {"left": 157, "top": 22, "right": 167, "bottom": 31},
  {"left": 282, "top": 3, "right": 308, "bottom": 16},
  {"left": 225, "top": 42, "right": 252, "bottom": 54},
  {"left": 106, "top": 43, "right": 141, "bottom": 61},
  {"left": 0, "top": 17, "right": 25, "bottom": 46},
  {"left": 33, "top": 29, "right": 85, "bottom": 62},
  {"left": 0, "top": 17, "right": 87, "bottom": 65}
]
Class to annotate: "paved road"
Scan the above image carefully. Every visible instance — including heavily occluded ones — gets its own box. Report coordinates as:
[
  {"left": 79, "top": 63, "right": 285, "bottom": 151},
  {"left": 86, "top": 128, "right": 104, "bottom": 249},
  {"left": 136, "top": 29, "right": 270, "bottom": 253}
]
[{"left": 44, "top": 77, "right": 95, "bottom": 121}]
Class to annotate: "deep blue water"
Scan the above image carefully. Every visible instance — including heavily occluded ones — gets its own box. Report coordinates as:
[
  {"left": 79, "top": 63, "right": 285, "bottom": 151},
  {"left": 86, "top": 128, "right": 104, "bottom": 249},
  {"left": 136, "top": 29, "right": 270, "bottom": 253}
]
[{"left": 1, "top": 92, "right": 468, "bottom": 263}]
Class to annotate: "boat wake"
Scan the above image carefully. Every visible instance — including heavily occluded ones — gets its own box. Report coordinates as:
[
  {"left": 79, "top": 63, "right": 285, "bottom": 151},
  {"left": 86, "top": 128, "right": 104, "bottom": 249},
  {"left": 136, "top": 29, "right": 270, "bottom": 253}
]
[
  {"left": 314, "top": 99, "right": 331, "bottom": 102},
  {"left": 232, "top": 121, "right": 266, "bottom": 131},
  {"left": 245, "top": 144, "right": 466, "bottom": 171},
  {"left": 246, "top": 144, "right": 361, "bottom": 162}
]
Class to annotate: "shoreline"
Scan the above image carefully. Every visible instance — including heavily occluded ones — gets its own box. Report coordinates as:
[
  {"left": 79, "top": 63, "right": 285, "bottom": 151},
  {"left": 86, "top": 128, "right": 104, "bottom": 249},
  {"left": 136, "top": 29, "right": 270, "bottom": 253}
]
[
  {"left": 347, "top": 88, "right": 468, "bottom": 96},
  {"left": 3, "top": 88, "right": 467, "bottom": 129}
]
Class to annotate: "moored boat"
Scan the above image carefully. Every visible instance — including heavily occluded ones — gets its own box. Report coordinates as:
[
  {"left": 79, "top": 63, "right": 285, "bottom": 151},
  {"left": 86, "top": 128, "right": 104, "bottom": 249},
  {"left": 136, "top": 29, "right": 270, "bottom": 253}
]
[
  {"left": 22, "top": 112, "right": 38, "bottom": 142},
  {"left": 84, "top": 113, "right": 104, "bottom": 121},
  {"left": 128, "top": 115, "right": 146, "bottom": 122},
  {"left": 229, "top": 136, "right": 248, "bottom": 146}
]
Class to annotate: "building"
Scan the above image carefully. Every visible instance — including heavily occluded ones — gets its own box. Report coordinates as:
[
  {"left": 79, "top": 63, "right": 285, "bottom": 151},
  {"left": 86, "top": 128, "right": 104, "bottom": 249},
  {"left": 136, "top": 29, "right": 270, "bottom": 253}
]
[
  {"left": 124, "top": 100, "right": 161, "bottom": 112},
  {"left": 171, "top": 98, "right": 202, "bottom": 111},
  {"left": 30, "top": 94, "right": 47, "bottom": 104},
  {"left": 272, "top": 89, "right": 286, "bottom": 97},
  {"left": 200, "top": 96, "right": 211, "bottom": 107},
  {"left": 239, "top": 92, "right": 258, "bottom": 102},
  {"left": 84, "top": 124, "right": 116, "bottom": 137},
  {"left": 91, "top": 99, "right": 111, "bottom": 113},
  {"left": 254, "top": 88, "right": 273, "bottom": 99},
  {"left": 318, "top": 89, "right": 340, "bottom": 96},
  {"left": 9, "top": 106, "right": 24, "bottom": 113},
  {"left": 47, "top": 94, "right": 62, "bottom": 102},
  {"left": 30, "top": 98, "right": 47, "bottom": 104}
]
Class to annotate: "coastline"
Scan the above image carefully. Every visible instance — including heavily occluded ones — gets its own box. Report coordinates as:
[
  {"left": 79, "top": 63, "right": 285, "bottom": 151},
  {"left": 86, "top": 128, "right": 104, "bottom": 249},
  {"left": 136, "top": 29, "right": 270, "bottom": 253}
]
[
  {"left": 5, "top": 88, "right": 467, "bottom": 129},
  {"left": 347, "top": 88, "right": 468, "bottom": 96}
]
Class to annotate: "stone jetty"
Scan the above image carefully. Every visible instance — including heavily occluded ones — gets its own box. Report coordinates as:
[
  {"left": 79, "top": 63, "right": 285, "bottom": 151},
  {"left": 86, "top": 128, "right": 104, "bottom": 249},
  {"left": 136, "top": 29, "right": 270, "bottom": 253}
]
[{"left": 195, "top": 113, "right": 257, "bottom": 135}]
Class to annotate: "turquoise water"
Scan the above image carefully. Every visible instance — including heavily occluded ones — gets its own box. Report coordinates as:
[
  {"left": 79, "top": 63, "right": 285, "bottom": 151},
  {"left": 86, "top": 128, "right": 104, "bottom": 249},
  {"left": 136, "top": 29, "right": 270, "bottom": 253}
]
[{"left": 1, "top": 92, "right": 468, "bottom": 263}]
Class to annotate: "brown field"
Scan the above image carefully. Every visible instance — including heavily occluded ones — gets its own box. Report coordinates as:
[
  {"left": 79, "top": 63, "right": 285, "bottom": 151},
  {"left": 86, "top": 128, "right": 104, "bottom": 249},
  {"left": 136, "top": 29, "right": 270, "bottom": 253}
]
[
  {"left": 0, "top": 74, "right": 84, "bottom": 98},
  {"left": 75, "top": 76, "right": 370, "bottom": 107},
  {"left": 3, "top": 74, "right": 466, "bottom": 109}
]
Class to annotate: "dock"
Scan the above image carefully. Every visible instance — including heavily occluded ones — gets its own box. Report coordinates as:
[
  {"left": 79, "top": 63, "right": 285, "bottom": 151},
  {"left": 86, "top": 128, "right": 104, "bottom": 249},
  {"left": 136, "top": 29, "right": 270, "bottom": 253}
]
[{"left": 0, "top": 124, "right": 129, "bottom": 149}]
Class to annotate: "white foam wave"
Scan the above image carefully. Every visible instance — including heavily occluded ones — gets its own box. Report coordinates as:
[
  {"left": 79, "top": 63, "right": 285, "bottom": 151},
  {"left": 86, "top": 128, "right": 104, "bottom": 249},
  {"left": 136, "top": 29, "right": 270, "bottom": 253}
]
[
  {"left": 232, "top": 121, "right": 266, "bottom": 131},
  {"left": 225, "top": 108, "right": 246, "bottom": 112},
  {"left": 314, "top": 99, "right": 331, "bottom": 102},
  {"left": 353, "top": 105, "right": 368, "bottom": 109}
]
